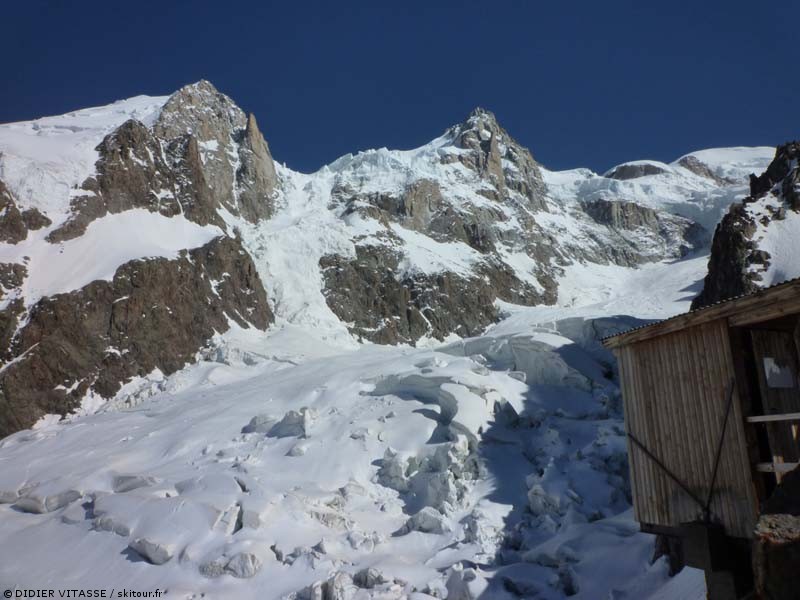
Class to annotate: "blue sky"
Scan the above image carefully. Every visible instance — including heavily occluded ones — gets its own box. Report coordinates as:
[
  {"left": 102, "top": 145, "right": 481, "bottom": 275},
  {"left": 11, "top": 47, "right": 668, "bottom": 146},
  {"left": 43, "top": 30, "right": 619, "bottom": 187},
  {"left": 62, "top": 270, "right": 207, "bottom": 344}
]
[{"left": 2, "top": 0, "right": 796, "bottom": 173}]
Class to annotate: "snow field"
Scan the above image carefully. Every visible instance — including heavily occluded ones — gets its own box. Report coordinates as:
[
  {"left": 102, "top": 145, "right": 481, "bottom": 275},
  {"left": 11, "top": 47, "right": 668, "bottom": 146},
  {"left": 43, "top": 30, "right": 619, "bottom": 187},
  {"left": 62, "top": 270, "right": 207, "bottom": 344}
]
[{"left": 0, "top": 315, "right": 704, "bottom": 599}]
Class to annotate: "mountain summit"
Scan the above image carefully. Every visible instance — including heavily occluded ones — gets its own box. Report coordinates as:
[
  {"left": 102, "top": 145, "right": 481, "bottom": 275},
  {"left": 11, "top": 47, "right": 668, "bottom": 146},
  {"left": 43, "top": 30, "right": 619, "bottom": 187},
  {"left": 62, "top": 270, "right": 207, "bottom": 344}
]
[{"left": 0, "top": 81, "right": 791, "bottom": 600}]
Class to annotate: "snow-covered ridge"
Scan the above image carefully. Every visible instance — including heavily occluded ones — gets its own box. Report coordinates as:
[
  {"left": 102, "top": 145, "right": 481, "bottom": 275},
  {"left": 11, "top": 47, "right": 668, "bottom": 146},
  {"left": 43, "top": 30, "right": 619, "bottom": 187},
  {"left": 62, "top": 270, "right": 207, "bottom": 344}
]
[
  {"left": 0, "top": 83, "right": 775, "bottom": 360},
  {"left": 544, "top": 146, "right": 774, "bottom": 231},
  {"left": 680, "top": 146, "right": 776, "bottom": 180},
  {"left": 0, "top": 209, "right": 223, "bottom": 310},
  {"left": 241, "top": 108, "right": 741, "bottom": 344},
  {"left": 0, "top": 95, "right": 168, "bottom": 225},
  {"left": 0, "top": 84, "right": 774, "bottom": 361}
]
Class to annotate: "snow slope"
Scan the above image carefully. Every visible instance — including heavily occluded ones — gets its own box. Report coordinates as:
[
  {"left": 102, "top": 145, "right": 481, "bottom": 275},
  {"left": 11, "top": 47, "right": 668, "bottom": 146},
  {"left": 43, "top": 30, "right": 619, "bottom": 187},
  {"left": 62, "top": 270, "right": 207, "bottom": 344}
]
[
  {"left": 490, "top": 251, "right": 710, "bottom": 335},
  {"left": 0, "top": 252, "right": 709, "bottom": 599},
  {"left": 682, "top": 147, "right": 775, "bottom": 181},
  {"left": 741, "top": 195, "right": 800, "bottom": 286},
  {"left": 0, "top": 209, "right": 223, "bottom": 310},
  {"left": 0, "top": 95, "right": 168, "bottom": 225}
]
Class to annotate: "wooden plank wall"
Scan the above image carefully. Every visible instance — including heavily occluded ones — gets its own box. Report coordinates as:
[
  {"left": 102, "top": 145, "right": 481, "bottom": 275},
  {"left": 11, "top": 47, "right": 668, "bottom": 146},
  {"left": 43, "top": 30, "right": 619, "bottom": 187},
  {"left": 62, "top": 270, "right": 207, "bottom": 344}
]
[
  {"left": 617, "top": 319, "right": 759, "bottom": 539},
  {"left": 750, "top": 329, "right": 800, "bottom": 477}
]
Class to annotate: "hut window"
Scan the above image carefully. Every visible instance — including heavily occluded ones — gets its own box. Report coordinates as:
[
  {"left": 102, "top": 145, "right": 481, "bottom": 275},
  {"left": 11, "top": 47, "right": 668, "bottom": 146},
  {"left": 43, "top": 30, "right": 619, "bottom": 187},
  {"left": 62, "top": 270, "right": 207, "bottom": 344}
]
[{"left": 763, "top": 357, "right": 796, "bottom": 389}]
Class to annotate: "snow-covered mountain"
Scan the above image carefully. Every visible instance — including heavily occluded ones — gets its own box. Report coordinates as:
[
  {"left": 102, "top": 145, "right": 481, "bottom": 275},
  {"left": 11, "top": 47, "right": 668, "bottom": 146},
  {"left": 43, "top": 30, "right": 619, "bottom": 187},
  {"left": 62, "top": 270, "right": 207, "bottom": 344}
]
[
  {"left": 0, "top": 80, "right": 773, "bottom": 437},
  {"left": 0, "top": 80, "right": 788, "bottom": 599},
  {"left": 274, "top": 107, "right": 708, "bottom": 346}
]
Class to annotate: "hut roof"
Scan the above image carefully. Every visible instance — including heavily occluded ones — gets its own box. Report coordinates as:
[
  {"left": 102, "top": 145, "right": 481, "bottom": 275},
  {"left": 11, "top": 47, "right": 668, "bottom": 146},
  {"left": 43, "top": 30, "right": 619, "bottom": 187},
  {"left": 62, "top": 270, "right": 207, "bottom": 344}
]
[{"left": 603, "top": 277, "right": 800, "bottom": 349}]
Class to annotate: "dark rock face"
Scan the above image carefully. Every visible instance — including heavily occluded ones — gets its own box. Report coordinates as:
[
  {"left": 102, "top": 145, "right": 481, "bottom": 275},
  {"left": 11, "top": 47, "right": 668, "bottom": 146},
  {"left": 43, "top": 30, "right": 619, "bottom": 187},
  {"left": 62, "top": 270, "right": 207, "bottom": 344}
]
[
  {"left": 692, "top": 142, "right": 799, "bottom": 309},
  {"left": 236, "top": 113, "right": 279, "bottom": 223},
  {"left": 677, "top": 156, "right": 735, "bottom": 185},
  {"left": 752, "top": 467, "right": 800, "bottom": 600},
  {"left": 21, "top": 207, "right": 52, "bottom": 231},
  {"left": 320, "top": 245, "right": 553, "bottom": 345},
  {"left": 582, "top": 198, "right": 661, "bottom": 230},
  {"left": 582, "top": 198, "right": 702, "bottom": 238},
  {"left": 0, "top": 236, "right": 271, "bottom": 438},
  {"left": 0, "top": 181, "right": 28, "bottom": 244},
  {"left": 154, "top": 80, "right": 278, "bottom": 222},
  {"left": 47, "top": 119, "right": 215, "bottom": 242},
  {"left": 605, "top": 163, "right": 666, "bottom": 180},
  {"left": 0, "top": 262, "right": 27, "bottom": 355},
  {"left": 336, "top": 178, "right": 507, "bottom": 255},
  {"left": 446, "top": 108, "right": 548, "bottom": 211},
  {"left": 581, "top": 198, "right": 708, "bottom": 263},
  {"left": 692, "top": 203, "right": 760, "bottom": 309},
  {"left": 749, "top": 142, "right": 800, "bottom": 206},
  {"left": 0, "top": 181, "right": 51, "bottom": 243}
]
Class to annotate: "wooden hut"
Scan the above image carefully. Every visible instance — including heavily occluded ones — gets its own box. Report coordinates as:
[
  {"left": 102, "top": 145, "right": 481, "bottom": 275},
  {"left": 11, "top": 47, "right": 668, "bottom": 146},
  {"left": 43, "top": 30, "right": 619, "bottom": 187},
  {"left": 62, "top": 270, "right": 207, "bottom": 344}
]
[{"left": 603, "top": 277, "right": 800, "bottom": 598}]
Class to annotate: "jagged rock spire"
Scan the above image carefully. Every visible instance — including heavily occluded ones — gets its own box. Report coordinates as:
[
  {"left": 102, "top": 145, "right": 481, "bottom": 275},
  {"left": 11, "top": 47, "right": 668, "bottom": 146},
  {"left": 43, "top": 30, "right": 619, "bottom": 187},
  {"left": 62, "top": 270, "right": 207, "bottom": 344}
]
[
  {"left": 466, "top": 106, "right": 499, "bottom": 125},
  {"left": 444, "top": 107, "right": 547, "bottom": 210},
  {"left": 154, "top": 80, "right": 278, "bottom": 222}
]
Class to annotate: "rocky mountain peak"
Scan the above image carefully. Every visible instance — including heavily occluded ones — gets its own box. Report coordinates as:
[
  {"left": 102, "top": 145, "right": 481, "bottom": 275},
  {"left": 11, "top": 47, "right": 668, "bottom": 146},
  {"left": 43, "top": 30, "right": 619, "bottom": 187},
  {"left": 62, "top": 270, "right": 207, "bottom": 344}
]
[
  {"left": 153, "top": 80, "right": 278, "bottom": 222},
  {"left": 0, "top": 81, "right": 280, "bottom": 435},
  {"left": 155, "top": 80, "right": 245, "bottom": 140},
  {"left": 464, "top": 106, "right": 499, "bottom": 127},
  {"left": 692, "top": 140, "right": 800, "bottom": 309},
  {"left": 452, "top": 106, "right": 504, "bottom": 144},
  {"left": 441, "top": 107, "right": 548, "bottom": 210},
  {"left": 749, "top": 141, "right": 800, "bottom": 205}
]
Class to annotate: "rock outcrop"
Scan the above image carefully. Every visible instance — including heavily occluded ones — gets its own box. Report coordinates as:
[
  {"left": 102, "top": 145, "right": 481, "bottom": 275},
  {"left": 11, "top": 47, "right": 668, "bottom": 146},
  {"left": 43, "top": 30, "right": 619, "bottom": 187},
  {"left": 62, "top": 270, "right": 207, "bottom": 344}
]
[
  {"left": 49, "top": 81, "right": 278, "bottom": 243},
  {"left": 605, "top": 162, "right": 667, "bottom": 180},
  {"left": 677, "top": 155, "right": 736, "bottom": 185},
  {"left": 319, "top": 109, "right": 705, "bottom": 344},
  {"left": 0, "top": 235, "right": 271, "bottom": 437},
  {"left": 320, "top": 245, "right": 550, "bottom": 344},
  {"left": 0, "top": 81, "right": 279, "bottom": 437},
  {"left": 748, "top": 142, "right": 800, "bottom": 207},
  {"left": 581, "top": 198, "right": 706, "bottom": 263},
  {"left": 692, "top": 142, "right": 800, "bottom": 309},
  {"left": 47, "top": 119, "right": 218, "bottom": 242},
  {"left": 691, "top": 201, "right": 760, "bottom": 308},
  {"left": 0, "top": 180, "right": 51, "bottom": 243},
  {"left": 154, "top": 80, "right": 278, "bottom": 223}
]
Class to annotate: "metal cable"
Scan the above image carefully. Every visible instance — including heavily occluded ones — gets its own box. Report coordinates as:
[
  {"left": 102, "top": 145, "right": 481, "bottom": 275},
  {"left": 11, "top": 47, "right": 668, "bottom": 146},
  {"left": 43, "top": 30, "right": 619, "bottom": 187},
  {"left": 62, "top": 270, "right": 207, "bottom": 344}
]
[{"left": 627, "top": 430, "right": 708, "bottom": 514}]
